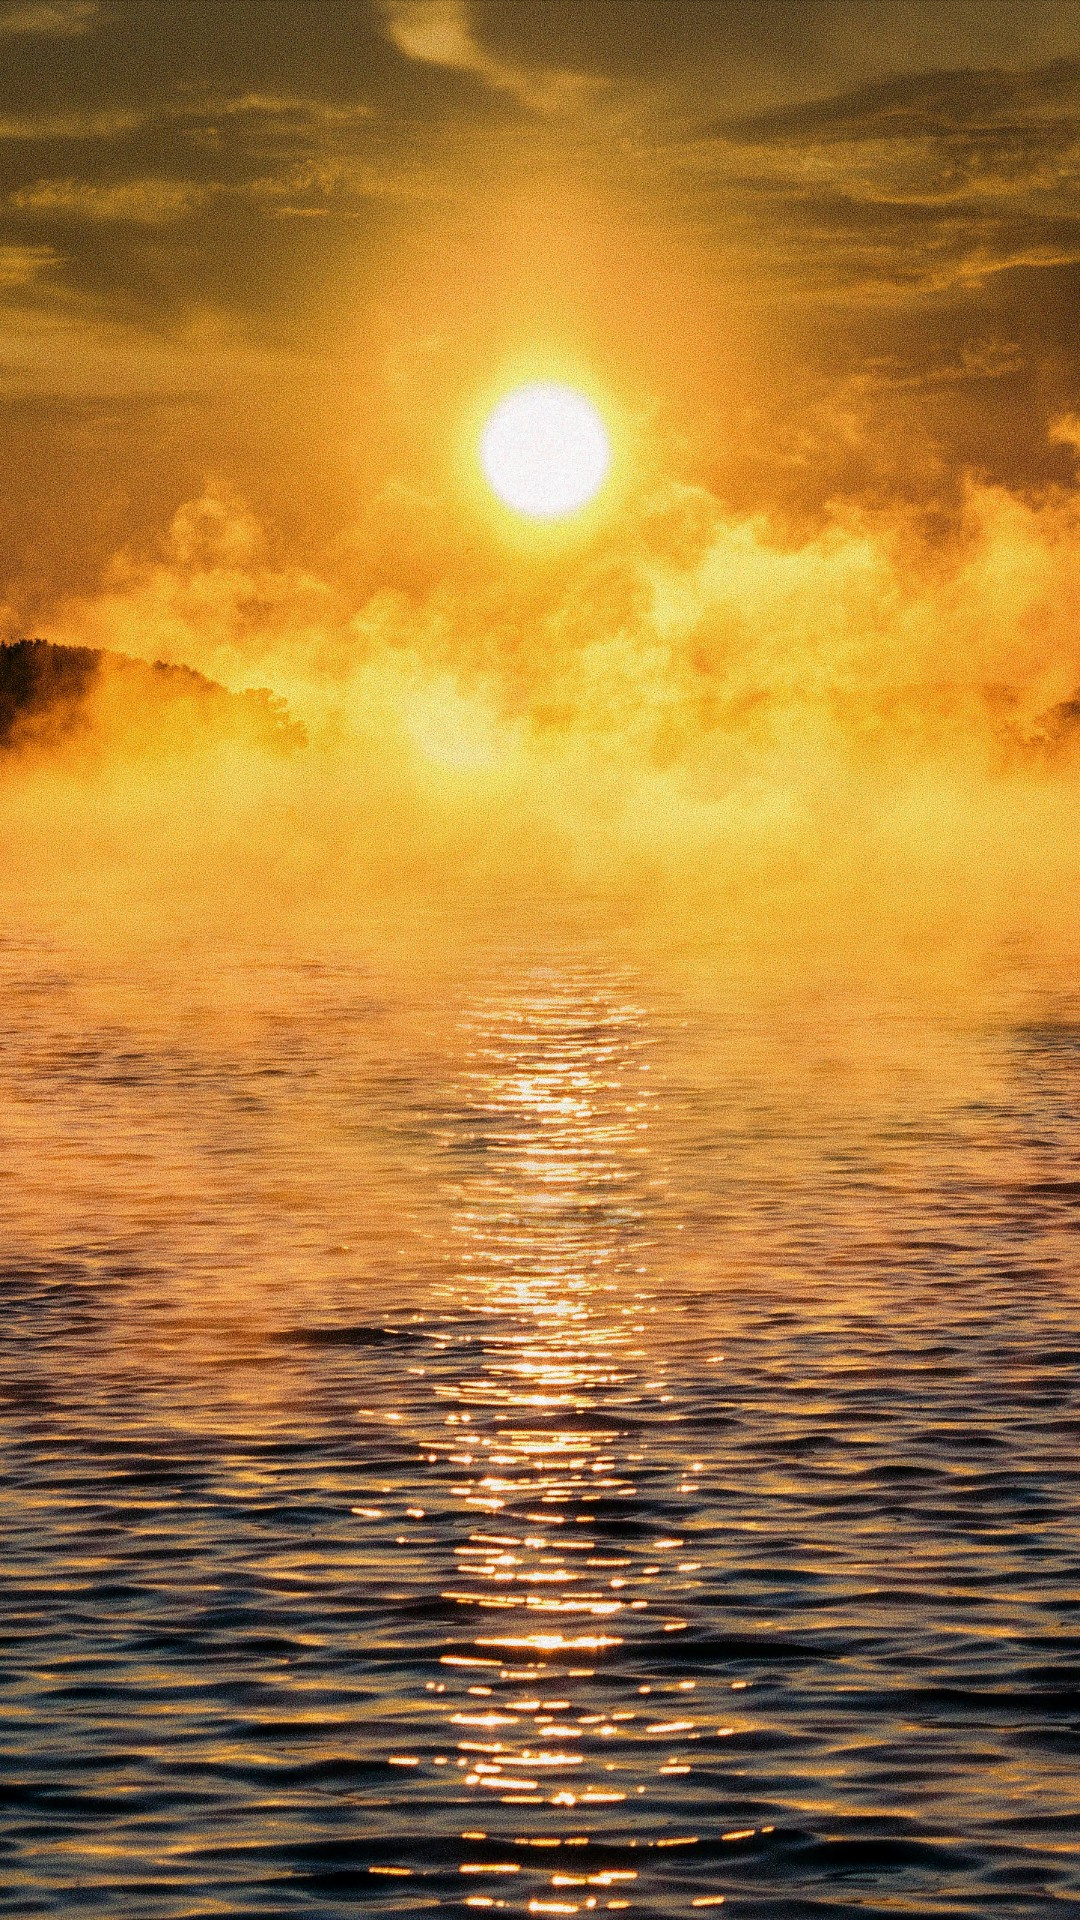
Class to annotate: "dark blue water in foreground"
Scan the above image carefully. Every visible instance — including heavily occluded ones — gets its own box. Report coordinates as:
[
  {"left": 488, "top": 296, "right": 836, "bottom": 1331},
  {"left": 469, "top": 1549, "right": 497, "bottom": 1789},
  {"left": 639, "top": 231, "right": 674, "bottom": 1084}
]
[{"left": 1, "top": 933, "right": 1078, "bottom": 1915}]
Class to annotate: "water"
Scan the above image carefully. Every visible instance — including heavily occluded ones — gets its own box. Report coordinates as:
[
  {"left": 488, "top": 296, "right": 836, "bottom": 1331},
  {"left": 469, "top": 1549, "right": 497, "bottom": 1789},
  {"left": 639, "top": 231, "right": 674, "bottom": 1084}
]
[{"left": 1, "top": 927, "right": 1078, "bottom": 1916}]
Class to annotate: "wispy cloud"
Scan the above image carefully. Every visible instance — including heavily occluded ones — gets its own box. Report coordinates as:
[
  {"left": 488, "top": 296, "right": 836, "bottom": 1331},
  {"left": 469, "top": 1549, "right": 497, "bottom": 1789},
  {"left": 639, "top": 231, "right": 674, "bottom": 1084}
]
[
  {"left": 0, "top": 240, "right": 60, "bottom": 285},
  {"left": 8, "top": 162, "right": 437, "bottom": 229},
  {"left": 9, "top": 177, "right": 206, "bottom": 224},
  {"left": 213, "top": 92, "right": 373, "bottom": 129},
  {"left": 378, "top": 0, "right": 601, "bottom": 114},
  {"left": 0, "top": 108, "right": 145, "bottom": 141},
  {"left": 658, "top": 59, "right": 1080, "bottom": 295},
  {"left": 0, "top": 0, "right": 99, "bottom": 35},
  {"left": 246, "top": 156, "right": 443, "bottom": 216}
]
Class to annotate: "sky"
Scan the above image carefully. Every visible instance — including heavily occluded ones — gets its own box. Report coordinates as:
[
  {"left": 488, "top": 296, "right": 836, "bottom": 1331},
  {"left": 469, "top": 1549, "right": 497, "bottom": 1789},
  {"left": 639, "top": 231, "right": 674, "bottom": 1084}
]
[
  {"left": 7, "top": 2, "right": 1080, "bottom": 949},
  {"left": 4, "top": 0, "right": 1080, "bottom": 610}
]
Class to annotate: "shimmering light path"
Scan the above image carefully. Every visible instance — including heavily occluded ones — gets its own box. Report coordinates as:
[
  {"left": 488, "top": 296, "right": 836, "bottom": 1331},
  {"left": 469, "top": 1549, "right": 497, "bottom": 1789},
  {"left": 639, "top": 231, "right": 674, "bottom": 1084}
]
[{"left": 1, "top": 935, "right": 1079, "bottom": 1914}]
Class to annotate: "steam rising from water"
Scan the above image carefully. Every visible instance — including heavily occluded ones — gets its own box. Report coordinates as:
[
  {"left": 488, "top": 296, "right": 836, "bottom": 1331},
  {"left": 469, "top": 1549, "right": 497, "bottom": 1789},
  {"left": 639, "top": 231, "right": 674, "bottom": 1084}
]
[{"left": 8, "top": 470, "right": 1080, "bottom": 953}]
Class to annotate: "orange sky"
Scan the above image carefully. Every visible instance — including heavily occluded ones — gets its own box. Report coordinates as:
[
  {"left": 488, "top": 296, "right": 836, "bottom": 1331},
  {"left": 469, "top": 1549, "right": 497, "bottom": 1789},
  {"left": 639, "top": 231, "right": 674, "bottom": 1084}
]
[
  {"left": 9, "top": 1, "right": 1080, "bottom": 965},
  {"left": 3, "top": 0, "right": 1080, "bottom": 622}
]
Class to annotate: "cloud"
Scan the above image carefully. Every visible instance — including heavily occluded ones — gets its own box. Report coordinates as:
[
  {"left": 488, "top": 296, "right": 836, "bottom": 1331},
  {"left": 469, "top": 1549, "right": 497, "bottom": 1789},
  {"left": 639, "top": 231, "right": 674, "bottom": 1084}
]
[
  {"left": 0, "top": 240, "right": 60, "bottom": 286},
  {"left": 377, "top": 0, "right": 600, "bottom": 114},
  {"left": 0, "top": 0, "right": 99, "bottom": 34},
  {"left": 9, "top": 177, "right": 207, "bottom": 224},
  {"left": 0, "top": 108, "right": 146, "bottom": 141},
  {"left": 244, "top": 156, "right": 443, "bottom": 216},
  {"left": 1050, "top": 411, "right": 1080, "bottom": 457},
  {"left": 665, "top": 58, "right": 1080, "bottom": 294},
  {"left": 213, "top": 92, "right": 373, "bottom": 129}
]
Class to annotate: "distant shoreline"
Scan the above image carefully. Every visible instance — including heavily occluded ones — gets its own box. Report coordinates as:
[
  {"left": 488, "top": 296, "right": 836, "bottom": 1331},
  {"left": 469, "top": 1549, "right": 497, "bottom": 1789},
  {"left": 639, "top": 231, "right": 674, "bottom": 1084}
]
[{"left": 0, "top": 640, "right": 305, "bottom": 759}]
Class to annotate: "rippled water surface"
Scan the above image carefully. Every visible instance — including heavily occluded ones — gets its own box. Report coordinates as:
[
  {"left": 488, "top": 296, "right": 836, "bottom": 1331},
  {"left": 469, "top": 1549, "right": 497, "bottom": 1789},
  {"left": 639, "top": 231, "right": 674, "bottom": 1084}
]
[{"left": 2, "top": 927, "right": 1079, "bottom": 1916}]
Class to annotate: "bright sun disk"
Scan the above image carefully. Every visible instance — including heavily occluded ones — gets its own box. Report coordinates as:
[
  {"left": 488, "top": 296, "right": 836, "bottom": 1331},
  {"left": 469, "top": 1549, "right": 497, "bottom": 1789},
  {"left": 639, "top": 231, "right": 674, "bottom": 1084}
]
[{"left": 480, "top": 382, "right": 611, "bottom": 520}]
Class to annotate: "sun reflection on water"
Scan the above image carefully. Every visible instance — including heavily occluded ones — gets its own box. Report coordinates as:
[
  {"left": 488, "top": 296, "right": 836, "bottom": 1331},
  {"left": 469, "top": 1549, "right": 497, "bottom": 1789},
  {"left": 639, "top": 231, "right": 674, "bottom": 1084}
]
[
  {"left": 408, "top": 972, "right": 710, "bottom": 1892},
  {"left": 6, "top": 936, "right": 1080, "bottom": 1911}
]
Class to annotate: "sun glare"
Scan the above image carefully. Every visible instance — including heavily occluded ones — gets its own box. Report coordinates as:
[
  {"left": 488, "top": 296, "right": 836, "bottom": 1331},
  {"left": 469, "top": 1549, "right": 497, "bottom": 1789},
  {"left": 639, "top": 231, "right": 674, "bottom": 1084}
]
[{"left": 480, "top": 383, "right": 611, "bottom": 520}]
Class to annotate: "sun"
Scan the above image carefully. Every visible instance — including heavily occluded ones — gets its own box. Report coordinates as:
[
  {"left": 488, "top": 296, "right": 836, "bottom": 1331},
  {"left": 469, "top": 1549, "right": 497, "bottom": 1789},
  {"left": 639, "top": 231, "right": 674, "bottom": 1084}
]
[{"left": 480, "top": 382, "right": 612, "bottom": 520}]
